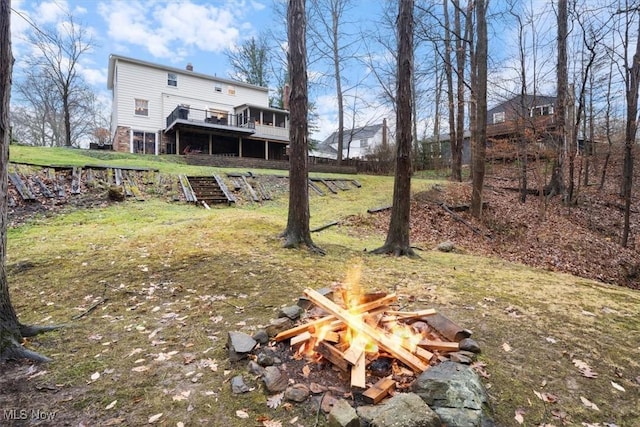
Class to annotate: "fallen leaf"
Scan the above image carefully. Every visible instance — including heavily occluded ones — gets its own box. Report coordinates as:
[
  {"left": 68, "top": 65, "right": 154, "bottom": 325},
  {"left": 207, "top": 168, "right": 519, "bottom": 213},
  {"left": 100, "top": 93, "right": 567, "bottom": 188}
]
[
  {"left": 580, "top": 396, "right": 600, "bottom": 411},
  {"left": 263, "top": 420, "right": 283, "bottom": 427},
  {"left": 514, "top": 408, "right": 525, "bottom": 424},
  {"left": 105, "top": 400, "right": 117, "bottom": 410},
  {"left": 545, "top": 337, "right": 557, "bottom": 344},
  {"left": 289, "top": 416, "right": 299, "bottom": 424},
  {"left": 502, "top": 342, "right": 512, "bottom": 352},
  {"left": 534, "top": 391, "right": 558, "bottom": 403},
  {"left": 267, "top": 392, "right": 284, "bottom": 409},
  {"left": 90, "top": 372, "right": 100, "bottom": 381},
  {"left": 148, "top": 413, "right": 163, "bottom": 423},
  {"left": 177, "top": 423, "right": 185, "bottom": 427},
  {"left": 572, "top": 359, "right": 598, "bottom": 378},
  {"left": 302, "top": 365, "right": 311, "bottom": 378},
  {"left": 611, "top": 381, "right": 625, "bottom": 392},
  {"left": 131, "top": 365, "right": 150, "bottom": 372},
  {"left": 236, "top": 410, "right": 249, "bottom": 419}
]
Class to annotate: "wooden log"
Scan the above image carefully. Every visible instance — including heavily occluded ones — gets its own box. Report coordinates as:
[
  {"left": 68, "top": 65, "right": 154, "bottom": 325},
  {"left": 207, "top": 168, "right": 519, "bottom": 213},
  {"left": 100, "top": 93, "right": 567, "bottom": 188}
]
[
  {"left": 311, "top": 221, "right": 339, "bottom": 233},
  {"left": 315, "top": 341, "right": 349, "bottom": 373},
  {"left": 303, "top": 288, "right": 429, "bottom": 373},
  {"left": 71, "top": 167, "right": 82, "bottom": 194},
  {"left": 351, "top": 350, "right": 366, "bottom": 388},
  {"left": 308, "top": 179, "right": 325, "bottom": 196},
  {"left": 8, "top": 172, "right": 36, "bottom": 200},
  {"left": 367, "top": 205, "right": 392, "bottom": 214},
  {"left": 420, "top": 313, "right": 472, "bottom": 342},
  {"left": 290, "top": 331, "right": 312, "bottom": 346},
  {"left": 320, "top": 179, "right": 338, "bottom": 194},
  {"left": 417, "top": 339, "right": 460, "bottom": 352},
  {"left": 32, "top": 176, "right": 54, "bottom": 198},
  {"left": 381, "top": 309, "right": 438, "bottom": 322},
  {"left": 363, "top": 378, "right": 396, "bottom": 404},
  {"left": 241, "top": 176, "right": 260, "bottom": 202},
  {"left": 275, "top": 294, "right": 397, "bottom": 342}
]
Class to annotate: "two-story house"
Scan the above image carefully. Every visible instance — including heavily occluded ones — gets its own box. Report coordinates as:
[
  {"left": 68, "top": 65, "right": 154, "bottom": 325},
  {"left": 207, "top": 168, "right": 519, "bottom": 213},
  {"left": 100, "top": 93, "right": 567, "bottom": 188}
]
[
  {"left": 486, "top": 94, "right": 558, "bottom": 143},
  {"left": 107, "top": 54, "right": 289, "bottom": 160},
  {"left": 312, "top": 120, "right": 389, "bottom": 160}
]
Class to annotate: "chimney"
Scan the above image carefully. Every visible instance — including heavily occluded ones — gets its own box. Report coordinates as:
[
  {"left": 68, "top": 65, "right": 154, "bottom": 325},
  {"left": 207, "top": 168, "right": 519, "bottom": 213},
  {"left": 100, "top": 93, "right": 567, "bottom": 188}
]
[
  {"left": 283, "top": 83, "right": 290, "bottom": 110},
  {"left": 186, "top": 63, "right": 193, "bottom": 71}
]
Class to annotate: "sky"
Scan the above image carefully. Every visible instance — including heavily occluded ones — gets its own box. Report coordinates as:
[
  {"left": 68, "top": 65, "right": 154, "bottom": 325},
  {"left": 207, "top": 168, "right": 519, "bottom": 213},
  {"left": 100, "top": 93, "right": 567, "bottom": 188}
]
[{"left": 9, "top": 0, "right": 388, "bottom": 142}]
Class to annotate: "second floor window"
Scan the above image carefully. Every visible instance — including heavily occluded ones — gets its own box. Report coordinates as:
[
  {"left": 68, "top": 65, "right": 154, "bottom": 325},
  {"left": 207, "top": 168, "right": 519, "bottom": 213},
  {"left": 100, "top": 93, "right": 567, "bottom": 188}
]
[
  {"left": 167, "top": 73, "right": 177, "bottom": 87},
  {"left": 493, "top": 111, "right": 505, "bottom": 123},
  {"left": 530, "top": 104, "right": 554, "bottom": 117},
  {"left": 135, "top": 99, "right": 149, "bottom": 116},
  {"left": 214, "top": 84, "right": 222, "bottom": 93},
  {"left": 228, "top": 86, "right": 236, "bottom": 95}
]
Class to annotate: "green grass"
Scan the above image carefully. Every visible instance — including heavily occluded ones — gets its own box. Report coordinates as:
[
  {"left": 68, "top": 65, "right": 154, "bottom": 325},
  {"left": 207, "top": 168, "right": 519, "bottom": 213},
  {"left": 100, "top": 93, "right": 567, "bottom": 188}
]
[{"left": 4, "top": 145, "right": 640, "bottom": 426}]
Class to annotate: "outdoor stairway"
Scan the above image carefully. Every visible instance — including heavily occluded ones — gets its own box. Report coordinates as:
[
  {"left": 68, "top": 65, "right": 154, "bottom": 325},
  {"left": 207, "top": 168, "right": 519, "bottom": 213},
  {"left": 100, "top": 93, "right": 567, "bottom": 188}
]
[{"left": 183, "top": 175, "right": 236, "bottom": 206}]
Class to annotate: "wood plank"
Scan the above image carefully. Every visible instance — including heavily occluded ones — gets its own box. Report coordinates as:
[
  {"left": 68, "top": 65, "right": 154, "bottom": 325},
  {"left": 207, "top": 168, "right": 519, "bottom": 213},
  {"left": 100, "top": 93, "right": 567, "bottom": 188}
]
[
  {"left": 308, "top": 179, "right": 325, "bottom": 196},
  {"left": 275, "top": 294, "right": 397, "bottom": 342},
  {"left": 351, "top": 350, "right": 366, "bottom": 388},
  {"left": 367, "top": 205, "right": 392, "bottom": 214},
  {"left": 290, "top": 331, "right": 312, "bottom": 346},
  {"left": 71, "top": 167, "right": 82, "bottom": 194},
  {"left": 213, "top": 174, "right": 236, "bottom": 203},
  {"left": 315, "top": 341, "right": 349, "bottom": 373},
  {"left": 303, "top": 288, "right": 429, "bottom": 373},
  {"left": 241, "top": 176, "right": 260, "bottom": 202},
  {"left": 8, "top": 172, "right": 36, "bottom": 200},
  {"left": 363, "top": 378, "right": 396, "bottom": 404},
  {"left": 32, "top": 176, "right": 54, "bottom": 198},
  {"left": 319, "top": 179, "right": 338, "bottom": 194},
  {"left": 381, "top": 309, "right": 438, "bottom": 322},
  {"left": 417, "top": 339, "right": 460, "bottom": 352}
]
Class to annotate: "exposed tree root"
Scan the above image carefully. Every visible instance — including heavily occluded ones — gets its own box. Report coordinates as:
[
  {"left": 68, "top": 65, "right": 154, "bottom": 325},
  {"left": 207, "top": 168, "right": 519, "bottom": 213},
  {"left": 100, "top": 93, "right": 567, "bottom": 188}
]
[
  {"left": 1, "top": 337, "right": 52, "bottom": 363},
  {"left": 369, "top": 244, "right": 418, "bottom": 258},
  {"left": 19, "top": 323, "right": 65, "bottom": 337},
  {"left": 282, "top": 232, "right": 326, "bottom": 255}
]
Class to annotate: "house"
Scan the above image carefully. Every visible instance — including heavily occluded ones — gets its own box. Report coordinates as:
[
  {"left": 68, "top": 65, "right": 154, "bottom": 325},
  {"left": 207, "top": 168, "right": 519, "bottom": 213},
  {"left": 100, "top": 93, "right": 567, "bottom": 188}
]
[
  {"left": 312, "top": 120, "right": 389, "bottom": 160},
  {"left": 486, "top": 94, "right": 558, "bottom": 143},
  {"left": 107, "top": 54, "right": 289, "bottom": 160}
]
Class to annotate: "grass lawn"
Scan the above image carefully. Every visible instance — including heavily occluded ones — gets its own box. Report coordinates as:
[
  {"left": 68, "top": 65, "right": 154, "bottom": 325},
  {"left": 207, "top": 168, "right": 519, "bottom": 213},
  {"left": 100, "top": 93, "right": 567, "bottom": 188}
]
[{"left": 2, "top": 146, "right": 639, "bottom": 426}]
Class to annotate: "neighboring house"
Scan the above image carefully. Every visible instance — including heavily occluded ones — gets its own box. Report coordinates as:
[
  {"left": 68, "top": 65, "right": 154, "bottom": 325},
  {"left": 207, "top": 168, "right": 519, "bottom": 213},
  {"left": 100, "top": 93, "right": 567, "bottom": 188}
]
[
  {"left": 107, "top": 54, "right": 289, "bottom": 159},
  {"left": 486, "top": 94, "right": 558, "bottom": 143},
  {"left": 312, "top": 120, "right": 389, "bottom": 160},
  {"left": 423, "top": 130, "right": 472, "bottom": 166}
]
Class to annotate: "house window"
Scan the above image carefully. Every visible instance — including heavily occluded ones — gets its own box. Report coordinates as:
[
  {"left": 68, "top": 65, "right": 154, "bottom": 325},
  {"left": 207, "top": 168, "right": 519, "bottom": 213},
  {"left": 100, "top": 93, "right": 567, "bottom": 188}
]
[
  {"left": 493, "top": 111, "right": 505, "bottom": 123},
  {"left": 228, "top": 86, "right": 236, "bottom": 95},
  {"left": 132, "top": 131, "right": 156, "bottom": 154},
  {"left": 214, "top": 84, "right": 222, "bottom": 93},
  {"left": 530, "top": 104, "right": 554, "bottom": 117},
  {"left": 135, "top": 99, "right": 148, "bottom": 116},
  {"left": 167, "top": 72, "right": 177, "bottom": 87}
]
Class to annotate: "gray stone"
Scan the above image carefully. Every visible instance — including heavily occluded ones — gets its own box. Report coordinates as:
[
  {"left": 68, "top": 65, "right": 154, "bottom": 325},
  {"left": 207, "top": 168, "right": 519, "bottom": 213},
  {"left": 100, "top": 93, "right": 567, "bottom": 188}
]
[
  {"left": 279, "top": 305, "right": 304, "bottom": 320},
  {"left": 449, "top": 352, "right": 474, "bottom": 364},
  {"left": 266, "top": 317, "right": 293, "bottom": 337},
  {"left": 252, "top": 329, "right": 269, "bottom": 345},
  {"left": 412, "top": 361, "right": 494, "bottom": 427},
  {"left": 231, "top": 375, "right": 249, "bottom": 394},
  {"left": 357, "top": 393, "right": 440, "bottom": 427},
  {"left": 437, "top": 240, "right": 455, "bottom": 252},
  {"left": 284, "top": 383, "right": 310, "bottom": 403},
  {"left": 247, "top": 360, "right": 265, "bottom": 376},
  {"left": 459, "top": 338, "right": 482, "bottom": 354},
  {"left": 257, "top": 351, "right": 275, "bottom": 367},
  {"left": 328, "top": 399, "right": 360, "bottom": 427},
  {"left": 227, "top": 331, "right": 257, "bottom": 361},
  {"left": 263, "top": 366, "right": 288, "bottom": 393}
]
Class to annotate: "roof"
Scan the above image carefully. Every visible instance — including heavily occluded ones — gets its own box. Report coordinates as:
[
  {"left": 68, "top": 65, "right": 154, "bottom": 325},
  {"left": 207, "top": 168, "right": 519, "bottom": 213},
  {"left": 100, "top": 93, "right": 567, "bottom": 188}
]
[
  {"left": 234, "top": 103, "right": 288, "bottom": 114},
  {"left": 106, "top": 54, "right": 269, "bottom": 93},
  {"left": 487, "top": 94, "right": 557, "bottom": 116},
  {"left": 317, "top": 123, "right": 384, "bottom": 151}
]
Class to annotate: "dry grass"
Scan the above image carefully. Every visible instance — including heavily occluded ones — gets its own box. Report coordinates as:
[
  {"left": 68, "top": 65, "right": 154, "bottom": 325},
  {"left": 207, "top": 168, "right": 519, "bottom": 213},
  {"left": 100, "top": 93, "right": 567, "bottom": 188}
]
[{"left": 1, "top": 152, "right": 639, "bottom": 426}]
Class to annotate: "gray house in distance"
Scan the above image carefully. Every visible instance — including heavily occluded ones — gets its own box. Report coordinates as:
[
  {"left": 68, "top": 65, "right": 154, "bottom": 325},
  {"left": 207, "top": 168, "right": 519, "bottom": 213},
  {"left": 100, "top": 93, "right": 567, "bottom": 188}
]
[{"left": 312, "top": 120, "right": 389, "bottom": 160}]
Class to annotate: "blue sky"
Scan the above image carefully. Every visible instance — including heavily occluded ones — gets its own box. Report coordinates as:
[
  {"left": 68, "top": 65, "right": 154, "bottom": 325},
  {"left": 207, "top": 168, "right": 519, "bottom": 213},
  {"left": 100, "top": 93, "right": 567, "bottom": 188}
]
[{"left": 10, "top": 0, "right": 387, "bottom": 141}]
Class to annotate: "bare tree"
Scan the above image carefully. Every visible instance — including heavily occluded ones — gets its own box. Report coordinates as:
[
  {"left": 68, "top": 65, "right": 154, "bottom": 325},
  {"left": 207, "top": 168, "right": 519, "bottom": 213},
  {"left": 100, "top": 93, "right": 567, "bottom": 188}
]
[
  {"left": 621, "top": 12, "right": 640, "bottom": 247},
  {"left": 21, "top": 11, "right": 94, "bottom": 147},
  {"left": 1, "top": 0, "right": 59, "bottom": 362},
  {"left": 280, "top": 0, "right": 323, "bottom": 254},
  {"left": 371, "top": 0, "right": 415, "bottom": 257},
  {"left": 225, "top": 35, "right": 271, "bottom": 87},
  {"left": 546, "top": 0, "right": 568, "bottom": 197},
  {"left": 470, "top": 0, "right": 488, "bottom": 218},
  {"left": 307, "top": 0, "right": 360, "bottom": 163}
]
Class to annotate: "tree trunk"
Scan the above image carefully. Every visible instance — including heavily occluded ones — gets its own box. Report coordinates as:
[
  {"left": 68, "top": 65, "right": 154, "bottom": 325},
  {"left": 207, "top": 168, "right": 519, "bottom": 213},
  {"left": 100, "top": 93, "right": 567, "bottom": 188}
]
[
  {"left": 546, "top": 0, "right": 568, "bottom": 198},
  {"left": 281, "top": 0, "right": 323, "bottom": 254},
  {"left": 621, "top": 19, "right": 640, "bottom": 247},
  {"left": 470, "top": 0, "right": 487, "bottom": 219},
  {"left": 443, "top": 0, "right": 456, "bottom": 179},
  {"left": 452, "top": 0, "right": 466, "bottom": 182},
  {"left": 0, "top": 0, "right": 54, "bottom": 362},
  {"left": 371, "top": 0, "right": 415, "bottom": 257}
]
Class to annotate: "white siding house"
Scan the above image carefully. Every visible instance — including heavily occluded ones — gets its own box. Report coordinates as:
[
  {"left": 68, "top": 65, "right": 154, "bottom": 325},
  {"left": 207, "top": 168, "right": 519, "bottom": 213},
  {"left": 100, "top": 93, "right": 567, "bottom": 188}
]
[
  {"left": 107, "top": 55, "right": 289, "bottom": 159},
  {"left": 312, "top": 120, "right": 389, "bottom": 160}
]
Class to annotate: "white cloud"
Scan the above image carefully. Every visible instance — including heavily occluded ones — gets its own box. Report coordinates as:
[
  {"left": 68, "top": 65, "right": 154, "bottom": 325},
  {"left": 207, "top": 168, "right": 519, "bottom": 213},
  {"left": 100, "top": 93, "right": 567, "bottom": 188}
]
[
  {"left": 98, "top": 0, "right": 248, "bottom": 63},
  {"left": 37, "top": 0, "right": 69, "bottom": 23}
]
